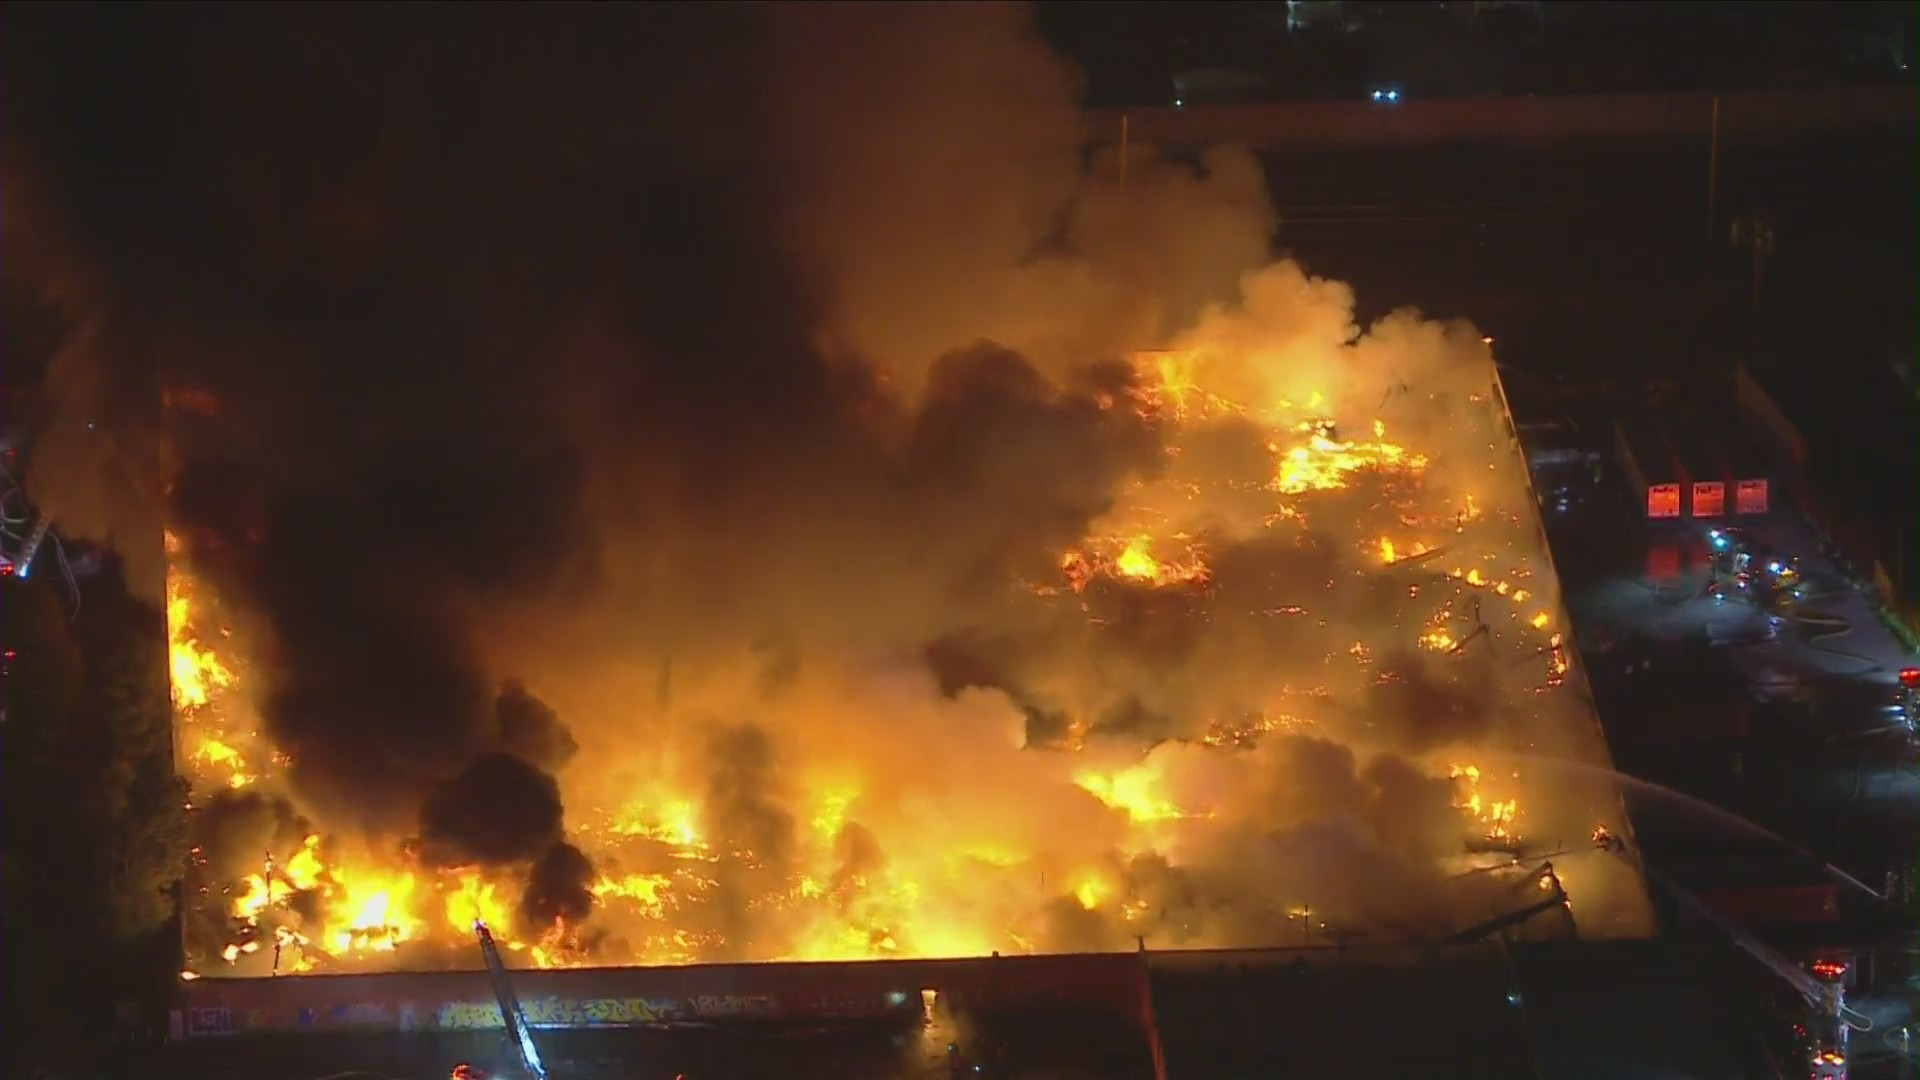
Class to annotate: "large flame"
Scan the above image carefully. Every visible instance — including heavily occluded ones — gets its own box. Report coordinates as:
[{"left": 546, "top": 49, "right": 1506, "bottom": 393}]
[
  {"left": 165, "top": 564, "right": 234, "bottom": 712},
  {"left": 167, "top": 329, "right": 1625, "bottom": 974},
  {"left": 1073, "top": 761, "right": 1192, "bottom": 824},
  {"left": 1449, "top": 764, "right": 1523, "bottom": 843},
  {"left": 169, "top": 545, "right": 562, "bottom": 970},
  {"left": 1270, "top": 419, "right": 1428, "bottom": 495},
  {"left": 25, "top": 6, "right": 1656, "bottom": 984},
  {"left": 1058, "top": 534, "right": 1213, "bottom": 593}
]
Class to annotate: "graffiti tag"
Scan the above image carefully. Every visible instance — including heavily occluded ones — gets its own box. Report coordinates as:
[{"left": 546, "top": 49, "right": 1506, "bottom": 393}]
[
  {"left": 185, "top": 1007, "right": 233, "bottom": 1036},
  {"left": 688, "top": 994, "right": 776, "bottom": 1019},
  {"left": 329, "top": 1002, "right": 394, "bottom": 1027},
  {"left": 435, "top": 996, "right": 683, "bottom": 1030}
]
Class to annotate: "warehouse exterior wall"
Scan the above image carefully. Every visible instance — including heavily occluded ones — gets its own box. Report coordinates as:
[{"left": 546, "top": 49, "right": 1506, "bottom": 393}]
[{"left": 174, "top": 951, "right": 1155, "bottom": 1038}]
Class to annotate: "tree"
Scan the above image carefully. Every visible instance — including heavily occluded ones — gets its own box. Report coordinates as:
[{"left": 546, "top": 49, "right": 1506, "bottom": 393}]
[
  {"left": 1, "top": 575, "right": 93, "bottom": 1075},
  {"left": 82, "top": 593, "right": 189, "bottom": 944},
  {"left": 1, "top": 565, "right": 187, "bottom": 1077}
]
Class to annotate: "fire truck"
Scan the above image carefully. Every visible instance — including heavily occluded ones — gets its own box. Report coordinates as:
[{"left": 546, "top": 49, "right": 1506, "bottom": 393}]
[{"left": 1897, "top": 666, "right": 1919, "bottom": 740}]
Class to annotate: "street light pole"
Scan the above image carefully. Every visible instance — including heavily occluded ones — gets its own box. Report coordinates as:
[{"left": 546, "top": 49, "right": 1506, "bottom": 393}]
[
  {"left": 1705, "top": 96, "right": 1721, "bottom": 245},
  {"left": 1750, "top": 210, "right": 1773, "bottom": 317}
]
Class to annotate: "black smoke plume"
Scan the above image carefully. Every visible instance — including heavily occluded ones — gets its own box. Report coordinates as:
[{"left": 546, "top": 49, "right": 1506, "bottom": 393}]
[
  {"left": 496, "top": 681, "right": 579, "bottom": 773},
  {"left": 3, "top": 4, "right": 1652, "bottom": 959},
  {"left": 704, "top": 723, "right": 796, "bottom": 958},
  {"left": 520, "top": 841, "right": 595, "bottom": 933},
  {"left": 419, "top": 753, "right": 565, "bottom": 867},
  {"left": 190, "top": 789, "right": 308, "bottom": 884}
]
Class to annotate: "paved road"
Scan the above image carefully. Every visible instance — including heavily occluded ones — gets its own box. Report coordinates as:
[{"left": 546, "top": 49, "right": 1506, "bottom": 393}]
[
  {"left": 1529, "top": 445, "right": 1919, "bottom": 1079},
  {"left": 1544, "top": 464, "right": 1917, "bottom": 882}
]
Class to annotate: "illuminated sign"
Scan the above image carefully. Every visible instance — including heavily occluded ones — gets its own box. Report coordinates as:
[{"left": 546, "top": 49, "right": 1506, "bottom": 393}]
[
  {"left": 1689, "top": 481, "right": 1725, "bottom": 518},
  {"left": 1646, "top": 484, "right": 1682, "bottom": 519},
  {"left": 1734, "top": 479, "right": 1768, "bottom": 515}
]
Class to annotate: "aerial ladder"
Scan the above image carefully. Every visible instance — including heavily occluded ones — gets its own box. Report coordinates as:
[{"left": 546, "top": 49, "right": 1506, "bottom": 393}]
[
  {"left": 1619, "top": 850, "right": 1854, "bottom": 1079},
  {"left": 474, "top": 921, "right": 551, "bottom": 1080},
  {"left": 1580, "top": 830, "right": 1855, "bottom": 1079},
  {"left": 12, "top": 514, "right": 52, "bottom": 579},
  {"left": 1447, "top": 860, "right": 1577, "bottom": 945},
  {"left": 1452, "top": 831, "right": 1856, "bottom": 1078}
]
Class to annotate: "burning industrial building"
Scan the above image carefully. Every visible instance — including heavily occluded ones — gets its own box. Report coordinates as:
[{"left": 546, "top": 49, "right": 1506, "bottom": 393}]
[{"left": 4, "top": 2, "right": 1650, "bottom": 986}]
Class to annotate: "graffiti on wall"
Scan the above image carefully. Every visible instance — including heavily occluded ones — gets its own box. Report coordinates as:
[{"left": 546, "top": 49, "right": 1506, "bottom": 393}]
[
  {"left": 184, "top": 1007, "right": 233, "bottom": 1037},
  {"left": 182, "top": 992, "right": 791, "bottom": 1035},
  {"left": 177, "top": 957, "right": 1150, "bottom": 1037},
  {"left": 435, "top": 993, "right": 780, "bottom": 1030}
]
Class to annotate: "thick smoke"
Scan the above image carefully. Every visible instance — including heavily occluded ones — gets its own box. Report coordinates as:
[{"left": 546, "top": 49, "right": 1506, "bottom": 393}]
[
  {"left": 7, "top": 6, "right": 602, "bottom": 891},
  {"left": 3, "top": 2, "right": 1648, "bottom": 966},
  {"left": 0, "top": 156, "right": 167, "bottom": 600},
  {"left": 496, "top": 681, "right": 579, "bottom": 773},
  {"left": 418, "top": 753, "right": 565, "bottom": 867},
  {"left": 761, "top": 2, "right": 1275, "bottom": 386},
  {"left": 520, "top": 841, "right": 595, "bottom": 934},
  {"left": 703, "top": 723, "right": 797, "bottom": 959},
  {"left": 190, "top": 789, "right": 308, "bottom": 885}
]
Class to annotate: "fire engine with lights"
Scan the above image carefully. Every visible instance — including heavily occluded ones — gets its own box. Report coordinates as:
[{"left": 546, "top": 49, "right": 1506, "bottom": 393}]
[
  {"left": 1445, "top": 825, "right": 1860, "bottom": 1078},
  {"left": 1896, "top": 666, "right": 1919, "bottom": 741},
  {"left": 1600, "top": 836, "right": 1859, "bottom": 1079}
]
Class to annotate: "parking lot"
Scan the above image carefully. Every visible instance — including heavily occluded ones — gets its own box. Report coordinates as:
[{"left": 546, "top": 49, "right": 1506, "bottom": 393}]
[{"left": 1524, "top": 438, "right": 1919, "bottom": 1077}]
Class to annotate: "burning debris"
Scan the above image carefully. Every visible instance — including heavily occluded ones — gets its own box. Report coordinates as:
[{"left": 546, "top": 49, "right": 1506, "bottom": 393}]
[{"left": 10, "top": 4, "right": 1650, "bottom": 975}]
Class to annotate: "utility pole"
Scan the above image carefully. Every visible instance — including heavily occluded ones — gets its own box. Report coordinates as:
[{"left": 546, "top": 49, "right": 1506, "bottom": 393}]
[
  {"left": 1705, "top": 96, "right": 1721, "bottom": 245},
  {"left": 1118, "top": 114, "right": 1131, "bottom": 198},
  {"left": 1731, "top": 208, "right": 1774, "bottom": 326},
  {"left": 264, "top": 849, "right": 280, "bottom": 975},
  {"left": 1744, "top": 210, "right": 1774, "bottom": 314}
]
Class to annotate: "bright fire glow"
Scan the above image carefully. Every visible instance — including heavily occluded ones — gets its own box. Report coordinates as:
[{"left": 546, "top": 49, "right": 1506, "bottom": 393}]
[
  {"left": 166, "top": 291, "right": 1626, "bottom": 973},
  {"left": 166, "top": 560, "right": 234, "bottom": 711},
  {"left": 1059, "top": 535, "right": 1212, "bottom": 592},
  {"left": 1272, "top": 427, "right": 1427, "bottom": 495},
  {"left": 1074, "top": 763, "right": 1191, "bottom": 823},
  {"left": 1449, "top": 764, "right": 1523, "bottom": 842}
]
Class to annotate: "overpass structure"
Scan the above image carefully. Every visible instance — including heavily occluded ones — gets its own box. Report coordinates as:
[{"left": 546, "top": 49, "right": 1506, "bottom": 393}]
[{"left": 1088, "top": 85, "right": 1917, "bottom": 151}]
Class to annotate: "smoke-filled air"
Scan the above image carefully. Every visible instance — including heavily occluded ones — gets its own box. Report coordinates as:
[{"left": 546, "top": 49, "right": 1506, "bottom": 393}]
[{"left": 3, "top": 3, "right": 1650, "bottom": 975}]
